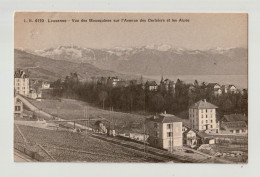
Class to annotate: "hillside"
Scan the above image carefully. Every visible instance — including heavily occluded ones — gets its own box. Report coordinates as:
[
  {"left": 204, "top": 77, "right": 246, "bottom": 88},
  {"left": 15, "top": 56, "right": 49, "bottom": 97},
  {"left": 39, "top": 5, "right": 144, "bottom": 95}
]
[
  {"left": 14, "top": 49, "right": 133, "bottom": 82},
  {"left": 24, "top": 45, "right": 248, "bottom": 76}
]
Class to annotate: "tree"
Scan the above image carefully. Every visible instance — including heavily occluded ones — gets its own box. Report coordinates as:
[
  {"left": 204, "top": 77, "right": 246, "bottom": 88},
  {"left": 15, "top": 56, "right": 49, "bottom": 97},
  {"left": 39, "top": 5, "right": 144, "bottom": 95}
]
[
  {"left": 98, "top": 91, "right": 108, "bottom": 109},
  {"left": 151, "top": 94, "right": 165, "bottom": 113}
]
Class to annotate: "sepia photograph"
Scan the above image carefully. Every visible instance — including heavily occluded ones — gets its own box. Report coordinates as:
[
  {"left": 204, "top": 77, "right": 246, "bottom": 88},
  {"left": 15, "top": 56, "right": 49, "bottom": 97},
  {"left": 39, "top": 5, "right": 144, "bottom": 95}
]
[{"left": 14, "top": 12, "right": 248, "bottom": 163}]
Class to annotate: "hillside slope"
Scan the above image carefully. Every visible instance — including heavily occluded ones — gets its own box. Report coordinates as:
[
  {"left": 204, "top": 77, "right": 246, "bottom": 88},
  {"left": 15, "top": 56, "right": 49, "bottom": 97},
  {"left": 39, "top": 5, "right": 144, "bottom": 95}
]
[{"left": 14, "top": 49, "right": 132, "bottom": 81}]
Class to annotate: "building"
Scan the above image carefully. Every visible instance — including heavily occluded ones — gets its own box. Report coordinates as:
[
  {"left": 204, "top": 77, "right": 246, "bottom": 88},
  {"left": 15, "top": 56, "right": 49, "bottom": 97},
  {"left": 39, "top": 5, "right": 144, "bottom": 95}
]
[
  {"left": 29, "top": 89, "right": 42, "bottom": 100},
  {"left": 107, "top": 77, "right": 120, "bottom": 87},
  {"left": 14, "top": 96, "right": 23, "bottom": 117},
  {"left": 183, "top": 129, "right": 197, "bottom": 147},
  {"left": 14, "top": 69, "right": 30, "bottom": 97},
  {"left": 160, "top": 78, "right": 176, "bottom": 93},
  {"left": 145, "top": 113, "right": 183, "bottom": 151},
  {"left": 189, "top": 99, "right": 219, "bottom": 132},
  {"left": 145, "top": 80, "right": 158, "bottom": 91},
  {"left": 207, "top": 83, "right": 222, "bottom": 96},
  {"left": 220, "top": 121, "right": 247, "bottom": 134},
  {"left": 222, "top": 85, "right": 238, "bottom": 94},
  {"left": 41, "top": 81, "right": 50, "bottom": 89},
  {"left": 219, "top": 114, "right": 248, "bottom": 134}
]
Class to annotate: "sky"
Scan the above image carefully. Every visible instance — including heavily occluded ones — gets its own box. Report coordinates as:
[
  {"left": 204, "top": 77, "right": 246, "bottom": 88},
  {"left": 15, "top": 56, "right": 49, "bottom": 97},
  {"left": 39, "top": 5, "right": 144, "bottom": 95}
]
[{"left": 14, "top": 12, "right": 248, "bottom": 50}]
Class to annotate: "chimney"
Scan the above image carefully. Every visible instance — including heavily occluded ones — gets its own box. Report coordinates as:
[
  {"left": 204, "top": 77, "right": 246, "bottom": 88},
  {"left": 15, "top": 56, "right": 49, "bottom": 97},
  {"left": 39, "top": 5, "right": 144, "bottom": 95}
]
[
  {"left": 164, "top": 110, "right": 167, "bottom": 114},
  {"left": 203, "top": 99, "right": 206, "bottom": 102}
]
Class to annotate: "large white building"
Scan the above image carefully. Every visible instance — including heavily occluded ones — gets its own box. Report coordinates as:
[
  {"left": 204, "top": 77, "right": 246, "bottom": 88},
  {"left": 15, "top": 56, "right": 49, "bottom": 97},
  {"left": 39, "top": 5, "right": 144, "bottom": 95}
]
[
  {"left": 14, "top": 69, "right": 30, "bottom": 97},
  {"left": 189, "top": 99, "right": 218, "bottom": 132},
  {"left": 146, "top": 113, "right": 183, "bottom": 152}
]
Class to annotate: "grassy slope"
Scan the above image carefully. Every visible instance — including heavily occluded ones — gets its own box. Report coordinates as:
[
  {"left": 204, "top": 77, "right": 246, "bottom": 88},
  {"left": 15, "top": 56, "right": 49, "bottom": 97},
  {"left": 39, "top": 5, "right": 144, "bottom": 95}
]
[{"left": 30, "top": 98, "right": 146, "bottom": 134}]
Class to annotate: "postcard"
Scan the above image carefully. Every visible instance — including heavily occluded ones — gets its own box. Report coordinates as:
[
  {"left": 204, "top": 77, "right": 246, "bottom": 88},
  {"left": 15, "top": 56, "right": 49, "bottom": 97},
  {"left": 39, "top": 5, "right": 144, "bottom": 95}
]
[{"left": 14, "top": 12, "right": 248, "bottom": 163}]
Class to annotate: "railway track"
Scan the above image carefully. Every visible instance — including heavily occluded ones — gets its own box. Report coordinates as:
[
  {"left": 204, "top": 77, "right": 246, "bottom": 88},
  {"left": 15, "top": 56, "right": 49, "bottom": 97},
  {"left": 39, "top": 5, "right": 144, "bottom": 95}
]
[{"left": 91, "top": 133, "right": 210, "bottom": 163}]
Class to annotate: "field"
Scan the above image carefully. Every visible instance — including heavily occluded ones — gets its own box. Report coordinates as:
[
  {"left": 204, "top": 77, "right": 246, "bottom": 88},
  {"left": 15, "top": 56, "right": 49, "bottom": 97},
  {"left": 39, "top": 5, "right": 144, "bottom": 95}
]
[
  {"left": 14, "top": 124, "right": 156, "bottom": 162},
  {"left": 29, "top": 98, "right": 147, "bottom": 134}
]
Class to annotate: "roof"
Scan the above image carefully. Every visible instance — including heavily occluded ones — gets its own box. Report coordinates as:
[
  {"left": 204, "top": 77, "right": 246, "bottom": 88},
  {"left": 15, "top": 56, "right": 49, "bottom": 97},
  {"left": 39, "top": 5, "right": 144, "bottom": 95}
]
[
  {"left": 146, "top": 113, "right": 183, "bottom": 124},
  {"left": 221, "top": 121, "right": 247, "bottom": 130},
  {"left": 222, "top": 114, "right": 248, "bottom": 122},
  {"left": 14, "top": 69, "right": 28, "bottom": 78},
  {"left": 207, "top": 83, "right": 220, "bottom": 88},
  {"left": 146, "top": 81, "right": 157, "bottom": 86},
  {"left": 183, "top": 128, "right": 196, "bottom": 135},
  {"left": 189, "top": 99, "right": 218, "bottom": 109}
]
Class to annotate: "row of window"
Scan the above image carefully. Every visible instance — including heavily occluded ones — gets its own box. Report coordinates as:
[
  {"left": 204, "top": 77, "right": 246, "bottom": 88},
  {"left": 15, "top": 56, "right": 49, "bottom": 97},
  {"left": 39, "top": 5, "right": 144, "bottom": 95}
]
[
  {"left": 16, "top": 87, "right": 27, "bottom": 90},
  {"left": 201, "top": 125, "right": 214, "bottom": 129},
  {"left": 16, "top": 83, "right": 26, "bottom": 86},
  {"left": 201, "top": 120, "right": 214, "bottom": 124}
]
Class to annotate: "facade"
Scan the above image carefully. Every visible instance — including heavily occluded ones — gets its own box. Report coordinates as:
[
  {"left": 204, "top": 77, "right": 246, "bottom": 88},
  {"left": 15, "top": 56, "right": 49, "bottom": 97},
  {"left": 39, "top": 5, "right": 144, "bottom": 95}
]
[
  {"left": 145, "top": 80, "right": 158, "bottom": 91},
  {"left": 222, "top": 85, "right": 238, "bottom": 94},
  {"left": 42, "top": 81, "right": 50, "bottom": 89},
  {"left": 207, "top": 83, "right": 222, "bottom": 96},
  {"left": 219, "top": 114, "right": 248, "bottom": 134},
  {"left": 146, "top": 113, "right": 183, "bottom": 152},
  {"left": 183, "top": 129, "right": 197, "bottom": 147},
  {"left": 189, "top": 99, "right": 218, "bottom": 132},
  {"left": 221, "top": 121, "right": 247, "bottom": 134},
  {"left": 107, "top": 77, "right": 120, "bottom": 87},
  {"left": 29, "top": 89, "right": 42, "bottom": 100},
  {"left": 14, "top": 69, "right": 30, "bottom": 97},
  {"left": 160, "top": 78, "right": 176, "bottom": 92},
  {"left": 14, "top": 96, "right": 23, "bottom": 116}
]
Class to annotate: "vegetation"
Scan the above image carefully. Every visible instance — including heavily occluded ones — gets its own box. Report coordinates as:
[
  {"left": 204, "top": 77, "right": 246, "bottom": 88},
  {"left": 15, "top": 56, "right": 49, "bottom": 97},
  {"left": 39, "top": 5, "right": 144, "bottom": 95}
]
[{"left": 52, "top": 73, "right": 248, "bottom": 120}]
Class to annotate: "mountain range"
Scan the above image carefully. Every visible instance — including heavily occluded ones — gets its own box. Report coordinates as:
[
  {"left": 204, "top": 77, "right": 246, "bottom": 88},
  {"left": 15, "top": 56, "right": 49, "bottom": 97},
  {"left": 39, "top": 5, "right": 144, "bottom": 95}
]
[
  {"left": 14, "top": 49, "right": 132, "bottom": 82},
  {"left": 21, "top": 45, "right": 248, "bottom": 76}
]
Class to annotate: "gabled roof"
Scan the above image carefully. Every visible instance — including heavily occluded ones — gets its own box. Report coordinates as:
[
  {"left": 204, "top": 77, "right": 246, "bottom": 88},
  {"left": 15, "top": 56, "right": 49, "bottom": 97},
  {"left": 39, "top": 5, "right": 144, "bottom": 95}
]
[
  {"left": 146, "top": 113, "right": 183, "bottom": 124},
  {"left": 207, "top": 83, "right": 220, "bottom": 88},
  {"left": 146, "top": 80, "right": 157, "bottom": 86},
  {"left": 189, "top": 99, "right": 218, "bottom": 109},
  {"left": 222, "top": 114, "right": 247, "bottom": 122},
  {"left": 228, "top": 85, "right": 236, "bottom": 89},
  {"left": 183, "top": 128, "right": 196, "bottom": 135}
]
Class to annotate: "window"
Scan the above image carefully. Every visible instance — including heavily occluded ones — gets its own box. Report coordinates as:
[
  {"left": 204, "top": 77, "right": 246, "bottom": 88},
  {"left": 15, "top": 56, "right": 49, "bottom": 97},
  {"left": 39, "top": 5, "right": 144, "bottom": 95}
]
[
  {"left": 211, "top": 109, "right": 212, "bottom": 112},
  {"left": 167, "top": 132, "right": 173, "bottom": 137},
  {"left": 201, "top": 109, "right": 203, "bottom": 113},
  {"left": 211, "top": 120, "right": 213, "bottom": 123},
  {"left": 167, "top": 124, "right": 172, "bottom": 129},
  {"left": 206, "top": 109, "right": 208, "bottom": 113},
  {"left": 15, "top": 106, "right": 20, "bottom": 111},
  {"left": 201, "top": 120, "right": 203, "bottom": 124},
  {"left": 211, "top": 125, "right": 213, "bottom": 128},
  {"left": 206, "top": 120, "right": 208, "bottom": 123},
  {"left": 201, "top": 115, "right": 203, "bottom": 118},
  {"left": 206, "top": 115, "right": 207, "bottom": 118},
  {"left": 201, "top": 126, "right": 204, "bottom": 129}
]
